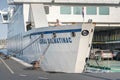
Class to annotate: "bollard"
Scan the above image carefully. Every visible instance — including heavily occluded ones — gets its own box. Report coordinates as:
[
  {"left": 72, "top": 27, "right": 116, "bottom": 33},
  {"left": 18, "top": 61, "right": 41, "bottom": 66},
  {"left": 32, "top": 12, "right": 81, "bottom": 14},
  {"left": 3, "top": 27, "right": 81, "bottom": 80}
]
[
  {"left": 32, "top": 61, "right": 40, "bottom": 70},
  {"left": 4, "top": 55, "right": 10, "bottom": 60}
]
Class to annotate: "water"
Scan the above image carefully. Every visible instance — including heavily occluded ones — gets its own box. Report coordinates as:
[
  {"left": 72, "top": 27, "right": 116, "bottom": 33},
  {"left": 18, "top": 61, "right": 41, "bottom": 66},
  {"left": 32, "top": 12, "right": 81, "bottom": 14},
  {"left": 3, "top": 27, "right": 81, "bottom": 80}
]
[
  {"left": 0, "top": 48, "right": 7, "bottom": 55},
  {"left": 87, "top": 59, "right": 120, "bottom": 72}
]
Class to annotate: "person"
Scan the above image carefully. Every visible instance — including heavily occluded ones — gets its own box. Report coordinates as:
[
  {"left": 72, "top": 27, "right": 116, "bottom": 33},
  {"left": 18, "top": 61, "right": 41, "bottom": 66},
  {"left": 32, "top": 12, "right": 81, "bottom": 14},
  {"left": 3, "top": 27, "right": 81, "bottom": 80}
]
[{"left": 55, "top": 19, "right": 62, "bottom": 26}]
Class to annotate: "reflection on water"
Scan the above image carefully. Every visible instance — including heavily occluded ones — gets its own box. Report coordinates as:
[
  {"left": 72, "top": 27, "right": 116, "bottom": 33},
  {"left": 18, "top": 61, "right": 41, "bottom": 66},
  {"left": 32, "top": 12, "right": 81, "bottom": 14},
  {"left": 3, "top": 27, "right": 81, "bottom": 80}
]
[{"left": 87, "top": 59, "right": 120, "bottom": 72}]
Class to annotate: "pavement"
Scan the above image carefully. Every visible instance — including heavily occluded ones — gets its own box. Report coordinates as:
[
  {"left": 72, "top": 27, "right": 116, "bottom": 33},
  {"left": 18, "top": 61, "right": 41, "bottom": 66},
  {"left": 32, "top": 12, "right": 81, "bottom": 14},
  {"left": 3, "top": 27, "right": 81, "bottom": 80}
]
[{"left": 0, "top": 54, "right": 120, "bottom": 80}]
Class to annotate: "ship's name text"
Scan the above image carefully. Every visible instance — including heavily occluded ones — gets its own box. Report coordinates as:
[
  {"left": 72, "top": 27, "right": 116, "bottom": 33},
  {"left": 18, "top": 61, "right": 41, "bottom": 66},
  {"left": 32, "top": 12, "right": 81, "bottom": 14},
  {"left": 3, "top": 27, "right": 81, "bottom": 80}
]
[{"left": 39, "top": 37, "right": 72, "bottom": 44}]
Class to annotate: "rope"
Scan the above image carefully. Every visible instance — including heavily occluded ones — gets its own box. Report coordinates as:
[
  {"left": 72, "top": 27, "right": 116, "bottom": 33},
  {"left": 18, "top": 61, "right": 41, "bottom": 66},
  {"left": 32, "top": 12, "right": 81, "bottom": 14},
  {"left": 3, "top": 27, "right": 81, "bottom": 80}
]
[
  {"left": 9, "top": 34, "right": 52, "bottom": 65},
  {"left": 37, "top": 37, "right": 55, "bottom": 63},
  {"left": 10, "top": 35, "right": 41, "bottom": 56},
  {"left": 38, "top": 43, "right": 50, "bottom": 61}
]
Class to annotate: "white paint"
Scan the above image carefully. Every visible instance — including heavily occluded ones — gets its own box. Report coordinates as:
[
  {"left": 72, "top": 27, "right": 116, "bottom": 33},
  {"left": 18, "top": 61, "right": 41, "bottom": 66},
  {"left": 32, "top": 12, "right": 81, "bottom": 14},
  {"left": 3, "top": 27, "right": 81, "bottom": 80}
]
[
  {"left": 11, "top": 57, "right": 32, "bottom": 67},
  {"left": 0, "top": 57, "right": 14, "bottom": 74},
  {"left": 38, "top": 77, "right": 48, "bottom": 80},
  {"left": 30, "top": 4, "right": 48, "bottom": 28}
]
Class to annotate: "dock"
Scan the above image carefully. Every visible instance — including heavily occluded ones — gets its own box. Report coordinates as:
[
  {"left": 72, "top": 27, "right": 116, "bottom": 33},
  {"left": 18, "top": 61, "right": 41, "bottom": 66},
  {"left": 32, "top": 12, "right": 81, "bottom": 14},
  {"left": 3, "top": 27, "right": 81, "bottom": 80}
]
[{"left": 0, "top": 54, "right": 120, "bottom": 80}]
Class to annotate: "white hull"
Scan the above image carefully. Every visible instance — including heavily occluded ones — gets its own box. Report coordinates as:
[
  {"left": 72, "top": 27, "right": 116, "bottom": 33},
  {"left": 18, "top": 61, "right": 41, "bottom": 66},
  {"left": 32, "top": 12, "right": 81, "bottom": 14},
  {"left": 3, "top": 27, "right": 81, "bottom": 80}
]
[
  {"left": 0, "top": 1, "right": 94, "bottom": 73},
  {"left": 7, "top": 24, "right": 94, "bottom": 73}
]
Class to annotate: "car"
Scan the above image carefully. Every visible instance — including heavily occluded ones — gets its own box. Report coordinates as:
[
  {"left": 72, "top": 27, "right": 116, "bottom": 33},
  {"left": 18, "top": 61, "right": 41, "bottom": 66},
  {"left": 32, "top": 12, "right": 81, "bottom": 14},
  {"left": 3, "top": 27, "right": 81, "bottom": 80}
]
[
  {"left": 112, "top": 50, "right": 120, "bottom": 60},
  {"left": 116, "top": 52, "right": 120, "bottom": 60},
  {"left": 89, "top": 48, "right": 100, "bottom": 59},
  {"left": 95, "top": 50, "right": 113, "bottom": 60}
]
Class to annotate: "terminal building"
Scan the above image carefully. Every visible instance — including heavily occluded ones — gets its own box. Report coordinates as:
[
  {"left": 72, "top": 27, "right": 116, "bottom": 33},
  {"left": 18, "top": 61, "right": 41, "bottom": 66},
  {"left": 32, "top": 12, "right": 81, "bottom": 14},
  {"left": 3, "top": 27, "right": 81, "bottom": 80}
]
[
  {"left": 0, "top": 39, "right": 7, "bottom": 49},
  {"left": 44, "top": 0, "right": 120, "bottom": 50}
]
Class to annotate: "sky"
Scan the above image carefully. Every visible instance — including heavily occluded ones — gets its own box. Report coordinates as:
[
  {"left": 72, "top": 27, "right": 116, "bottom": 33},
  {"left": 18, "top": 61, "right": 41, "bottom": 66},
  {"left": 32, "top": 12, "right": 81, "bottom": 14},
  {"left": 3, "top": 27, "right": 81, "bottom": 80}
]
[{"left": 0, "top": 0, "right": 8, "bottom": 39}]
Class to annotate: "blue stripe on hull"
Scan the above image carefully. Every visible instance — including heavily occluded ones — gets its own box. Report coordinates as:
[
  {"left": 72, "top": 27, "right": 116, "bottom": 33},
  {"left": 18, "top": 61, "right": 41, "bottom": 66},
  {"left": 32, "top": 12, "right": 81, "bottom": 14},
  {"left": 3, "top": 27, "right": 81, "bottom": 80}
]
[
  {"left": 23, "top": 29, "right": 81, "bottom": 37},
  {"left": 30, "top": 29, "right": 81, "bottom": 36}
]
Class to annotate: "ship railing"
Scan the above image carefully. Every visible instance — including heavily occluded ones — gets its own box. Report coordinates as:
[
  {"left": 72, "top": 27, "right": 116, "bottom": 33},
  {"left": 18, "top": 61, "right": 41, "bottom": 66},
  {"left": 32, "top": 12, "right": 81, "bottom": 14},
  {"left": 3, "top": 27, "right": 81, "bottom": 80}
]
[
  {"left": 7, "top": 0, "right": 120, "bottom": 5},
  {"left": 55, "top": 0, "right": 120, "bottom": 4},
  {"left": 7, "top": 0, "right": 53, "bottom": 4}
]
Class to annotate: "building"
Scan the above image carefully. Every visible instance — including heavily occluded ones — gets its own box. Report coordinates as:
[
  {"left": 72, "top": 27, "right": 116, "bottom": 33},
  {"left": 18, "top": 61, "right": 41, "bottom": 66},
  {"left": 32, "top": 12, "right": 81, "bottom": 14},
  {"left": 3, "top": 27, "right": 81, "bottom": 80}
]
[{"left": 0, "top": 39, "right": 7, "bottom": 49}]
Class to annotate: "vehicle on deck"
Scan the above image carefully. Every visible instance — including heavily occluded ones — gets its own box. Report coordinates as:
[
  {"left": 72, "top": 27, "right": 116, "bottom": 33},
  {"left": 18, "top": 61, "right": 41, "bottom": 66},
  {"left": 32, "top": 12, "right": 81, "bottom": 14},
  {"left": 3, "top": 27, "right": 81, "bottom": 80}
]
[
  {"left": 112, "top": 50, "right": 120, "bottom": 60},
  {"left": 95, "top": 50, "right": 113, "bottom": 60},
  {"left": 89, "top": 48, "right": 100, "bottom": 59}
]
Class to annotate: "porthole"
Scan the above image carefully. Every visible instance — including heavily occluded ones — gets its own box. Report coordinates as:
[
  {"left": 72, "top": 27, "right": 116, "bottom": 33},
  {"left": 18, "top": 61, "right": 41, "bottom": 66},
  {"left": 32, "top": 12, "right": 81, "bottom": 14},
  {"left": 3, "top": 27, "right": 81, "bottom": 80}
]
[{"left": 81, "top": 30, "right": 89, "bottom": 36}]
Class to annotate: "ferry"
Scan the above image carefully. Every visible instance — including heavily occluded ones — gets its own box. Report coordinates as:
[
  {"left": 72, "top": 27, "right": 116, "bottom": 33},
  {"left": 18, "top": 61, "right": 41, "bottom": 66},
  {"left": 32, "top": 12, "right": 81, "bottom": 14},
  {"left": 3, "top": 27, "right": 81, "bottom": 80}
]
[{"left": 0, "top": 0, "right": 119, "bottom": 73}]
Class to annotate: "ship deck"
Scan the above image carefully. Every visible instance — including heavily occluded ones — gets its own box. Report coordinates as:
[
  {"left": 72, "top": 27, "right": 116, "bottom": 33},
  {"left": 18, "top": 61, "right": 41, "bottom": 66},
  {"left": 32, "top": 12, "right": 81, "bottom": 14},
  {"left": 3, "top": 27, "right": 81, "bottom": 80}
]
[{"left": 0, "top": 53, "right": 120, "bottom": 80}]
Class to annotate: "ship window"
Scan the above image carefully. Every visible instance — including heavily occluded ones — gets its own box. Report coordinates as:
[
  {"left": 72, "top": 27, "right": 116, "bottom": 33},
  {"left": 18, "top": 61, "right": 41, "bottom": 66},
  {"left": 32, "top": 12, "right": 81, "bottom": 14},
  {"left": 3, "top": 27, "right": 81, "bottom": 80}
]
[
  {"left": 60, "top": 6, "right": 71, "bottom": 14},
  {"left": 99, "top": 7, "right": 109, "bottom": 15},
  {"left": 3, "top": 14, "right": 9, "bottom": 21},
  {"left": 73, "top": 6, "right": 82, "bottom": 15},
  {"left": 71, "top": 32, "right": 76, "bottom": 37},
  {"left": 44, "top": 6, "right": 49, "bottom": 14},
  {"left": 26, "top": 23, "right": 32, "bottom": 31},
  {"left": 86, "top": 6, "right": 97, "bottom": 15}
]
